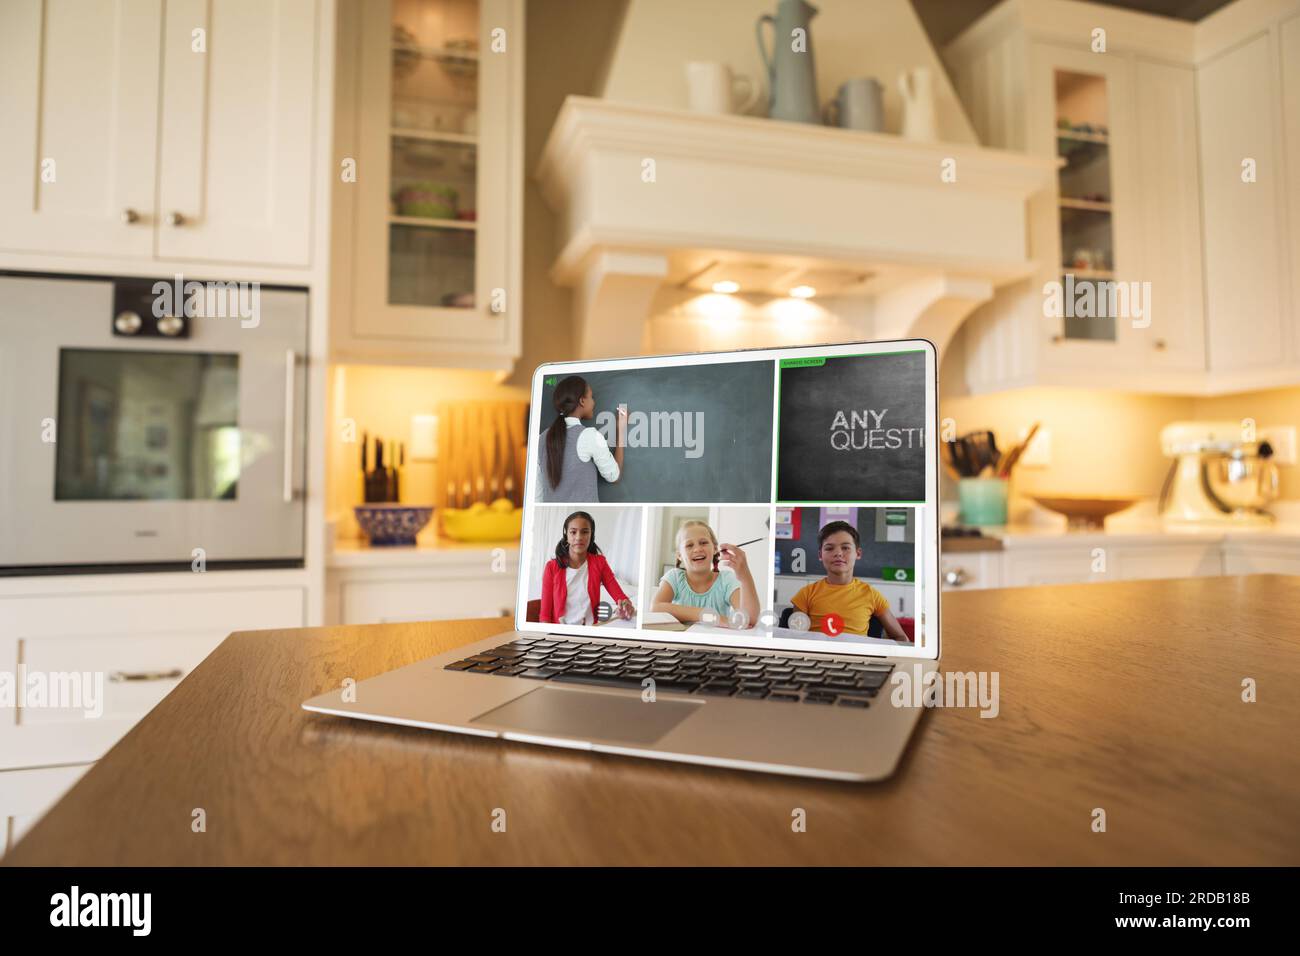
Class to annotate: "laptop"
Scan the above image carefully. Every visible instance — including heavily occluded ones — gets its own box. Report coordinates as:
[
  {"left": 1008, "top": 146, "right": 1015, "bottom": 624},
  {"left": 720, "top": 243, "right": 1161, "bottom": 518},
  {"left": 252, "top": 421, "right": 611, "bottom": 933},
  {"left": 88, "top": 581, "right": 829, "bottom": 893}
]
[{"left": 304, "top": 339, "right": 940, "bottom": 781}]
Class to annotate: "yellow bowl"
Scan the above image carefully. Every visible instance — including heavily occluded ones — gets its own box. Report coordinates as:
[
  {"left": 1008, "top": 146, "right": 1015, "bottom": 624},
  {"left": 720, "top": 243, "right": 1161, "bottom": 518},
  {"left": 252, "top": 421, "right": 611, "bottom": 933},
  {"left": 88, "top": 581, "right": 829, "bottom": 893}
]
[{"left": 442, "top": 506, "right": 522, "bottom": 542}]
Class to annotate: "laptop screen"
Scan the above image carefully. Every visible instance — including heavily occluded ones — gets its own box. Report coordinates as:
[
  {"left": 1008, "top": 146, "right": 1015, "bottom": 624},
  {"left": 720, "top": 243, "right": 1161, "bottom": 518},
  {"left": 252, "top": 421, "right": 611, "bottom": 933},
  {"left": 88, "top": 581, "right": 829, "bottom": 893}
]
[{"left": 516, "top": 340, "right": 939, "bottom": 660}]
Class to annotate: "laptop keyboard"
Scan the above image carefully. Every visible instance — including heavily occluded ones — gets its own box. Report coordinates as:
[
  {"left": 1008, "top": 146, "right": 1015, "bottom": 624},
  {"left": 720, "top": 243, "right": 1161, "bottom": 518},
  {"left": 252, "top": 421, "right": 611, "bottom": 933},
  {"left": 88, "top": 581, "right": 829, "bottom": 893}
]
[{"left": 445, "top": 637, "right": 894, "bottom": 707}]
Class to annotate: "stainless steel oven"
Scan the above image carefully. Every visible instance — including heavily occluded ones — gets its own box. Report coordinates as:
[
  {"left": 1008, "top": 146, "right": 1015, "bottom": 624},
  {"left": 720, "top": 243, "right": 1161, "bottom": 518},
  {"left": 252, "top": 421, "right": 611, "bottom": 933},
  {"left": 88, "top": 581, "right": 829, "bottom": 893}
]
[{"left": 0, "top": 273, "right": 307, "bottom": 573}]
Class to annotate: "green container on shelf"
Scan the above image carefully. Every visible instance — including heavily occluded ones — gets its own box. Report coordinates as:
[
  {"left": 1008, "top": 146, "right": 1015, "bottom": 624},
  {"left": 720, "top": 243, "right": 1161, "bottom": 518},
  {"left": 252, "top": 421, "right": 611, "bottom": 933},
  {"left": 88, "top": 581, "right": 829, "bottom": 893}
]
[
  {"left": 958, "top": 477, "right": 1009, "bottom": 526},
  {"left": 394, "top": 182, "right": 458, "bottom": 219}
]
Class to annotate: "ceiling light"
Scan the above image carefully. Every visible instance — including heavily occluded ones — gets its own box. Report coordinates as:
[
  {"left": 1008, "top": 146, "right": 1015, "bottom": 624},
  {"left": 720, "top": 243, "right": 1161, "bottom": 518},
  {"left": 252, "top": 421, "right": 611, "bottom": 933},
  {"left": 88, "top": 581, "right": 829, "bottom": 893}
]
[
  {"left": 711, "top": 280, "right": 740, "bottom": 294},
  {"left": 789, "top": 285, "right": 816, "bottom": 299}
]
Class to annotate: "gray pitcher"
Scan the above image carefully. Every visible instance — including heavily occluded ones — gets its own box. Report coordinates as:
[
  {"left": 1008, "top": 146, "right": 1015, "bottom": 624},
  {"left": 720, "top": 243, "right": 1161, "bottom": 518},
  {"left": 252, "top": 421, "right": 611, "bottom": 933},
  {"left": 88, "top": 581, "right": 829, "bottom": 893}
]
[{"left": 756, "top": 0, "right": 820, "bottom": 124}]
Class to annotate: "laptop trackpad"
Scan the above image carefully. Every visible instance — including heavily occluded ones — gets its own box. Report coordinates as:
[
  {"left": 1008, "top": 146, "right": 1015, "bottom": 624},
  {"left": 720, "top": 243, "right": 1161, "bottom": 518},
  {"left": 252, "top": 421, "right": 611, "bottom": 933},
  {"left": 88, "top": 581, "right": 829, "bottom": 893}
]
[{"left": 471, "top": 687, "right": 701, "bottom": 745}]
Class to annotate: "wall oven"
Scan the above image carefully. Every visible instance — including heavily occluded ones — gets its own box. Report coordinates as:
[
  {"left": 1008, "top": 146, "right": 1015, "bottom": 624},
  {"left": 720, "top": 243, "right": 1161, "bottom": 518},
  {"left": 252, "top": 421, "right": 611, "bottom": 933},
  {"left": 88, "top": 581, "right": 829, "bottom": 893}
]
[{"left": 0, "top": 272, "right": 307, "bottom": 574}]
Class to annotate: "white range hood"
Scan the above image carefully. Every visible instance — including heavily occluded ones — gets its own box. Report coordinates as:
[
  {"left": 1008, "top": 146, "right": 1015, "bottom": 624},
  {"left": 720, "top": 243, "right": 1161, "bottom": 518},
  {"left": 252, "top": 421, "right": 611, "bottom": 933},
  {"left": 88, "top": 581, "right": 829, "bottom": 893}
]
[{"left": 536, "top": 96, "right": 1058, "bottom": 359}]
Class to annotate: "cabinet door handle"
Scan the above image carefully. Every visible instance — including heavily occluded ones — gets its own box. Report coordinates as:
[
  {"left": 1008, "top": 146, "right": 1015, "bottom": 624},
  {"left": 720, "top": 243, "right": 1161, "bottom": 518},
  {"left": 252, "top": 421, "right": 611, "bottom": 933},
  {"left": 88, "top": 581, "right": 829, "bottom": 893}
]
[
  {"left": 109, "top": 668, "right": 184, "bottom": 683},
  {"left": 283, "top": 349, "right": 299, "bottom": 503},
  {"left": 121, "top": 208, "right": 140, "bottom": 224},
  {"left": 167, "top": 211, "right": 186, "bottom": 227},
  {"left": 1153, "top": 338, "right": 1167, "bottom": 351},
  {"left": 943, "top": 568, "right": 966, "bottom": 587}
]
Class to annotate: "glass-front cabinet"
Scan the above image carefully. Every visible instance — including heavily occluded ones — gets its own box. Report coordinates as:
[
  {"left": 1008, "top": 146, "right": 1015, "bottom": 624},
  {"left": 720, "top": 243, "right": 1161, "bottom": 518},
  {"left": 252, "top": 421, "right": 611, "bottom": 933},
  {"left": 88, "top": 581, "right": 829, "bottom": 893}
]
[
  {"left": 338, "top": 0, "right": 522, "bottom": 369},
  {"left": 1028, "top": 43, "right": 1140, "bottom": 369},
  {"left": 1054, "top": 68, "right": 1116, "bottom": 342}
]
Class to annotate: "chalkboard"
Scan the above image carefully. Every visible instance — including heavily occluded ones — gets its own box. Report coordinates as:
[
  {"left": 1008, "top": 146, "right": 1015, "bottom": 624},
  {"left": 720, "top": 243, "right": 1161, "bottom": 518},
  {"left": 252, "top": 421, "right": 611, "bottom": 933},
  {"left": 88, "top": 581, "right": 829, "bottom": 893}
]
[
  {"left": 536, "top": 361, "right": 773, "bottom": 503},
  {"left": 776, "top": 350, "right": 927, "bottom": 502},
  {"left": 774, "top": 507, "right": 914, "bottom": 579}
]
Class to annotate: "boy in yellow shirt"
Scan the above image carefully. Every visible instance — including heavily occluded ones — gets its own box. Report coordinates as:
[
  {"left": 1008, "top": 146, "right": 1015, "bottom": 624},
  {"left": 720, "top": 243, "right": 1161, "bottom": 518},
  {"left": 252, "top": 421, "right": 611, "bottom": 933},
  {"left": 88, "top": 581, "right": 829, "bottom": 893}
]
[{"left": 790, "top": 521, "right": 910, "bottom": 641}]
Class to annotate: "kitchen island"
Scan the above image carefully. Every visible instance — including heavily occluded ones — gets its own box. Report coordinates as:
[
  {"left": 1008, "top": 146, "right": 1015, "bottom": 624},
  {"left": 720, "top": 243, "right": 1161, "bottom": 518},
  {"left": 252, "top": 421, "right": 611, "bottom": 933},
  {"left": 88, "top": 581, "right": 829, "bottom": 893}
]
[{"left": 6, "top": 576, "right": 1299, "bottom": 866}]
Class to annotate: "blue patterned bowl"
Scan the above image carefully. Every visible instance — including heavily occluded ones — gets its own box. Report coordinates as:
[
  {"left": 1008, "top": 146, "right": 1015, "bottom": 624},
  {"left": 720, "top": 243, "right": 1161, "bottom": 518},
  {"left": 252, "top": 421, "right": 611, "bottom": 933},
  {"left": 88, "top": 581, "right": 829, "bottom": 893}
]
[{"left": 354, "top": 504, "right": 434, "bottom": 546}]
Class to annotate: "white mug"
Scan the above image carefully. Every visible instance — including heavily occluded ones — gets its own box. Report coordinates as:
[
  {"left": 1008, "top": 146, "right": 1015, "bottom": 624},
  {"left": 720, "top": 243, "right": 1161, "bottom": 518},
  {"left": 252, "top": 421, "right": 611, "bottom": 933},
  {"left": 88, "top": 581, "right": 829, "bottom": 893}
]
[{"left": 685, "top": 61, "right": 760, "bottom": 115}]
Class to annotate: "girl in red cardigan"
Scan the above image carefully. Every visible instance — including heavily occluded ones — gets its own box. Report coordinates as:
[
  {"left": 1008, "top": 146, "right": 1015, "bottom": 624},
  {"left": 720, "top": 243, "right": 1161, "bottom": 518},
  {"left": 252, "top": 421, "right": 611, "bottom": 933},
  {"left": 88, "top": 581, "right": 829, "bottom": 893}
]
[{"left": 540, "top": 511, "right": 635, "bottom": 625}]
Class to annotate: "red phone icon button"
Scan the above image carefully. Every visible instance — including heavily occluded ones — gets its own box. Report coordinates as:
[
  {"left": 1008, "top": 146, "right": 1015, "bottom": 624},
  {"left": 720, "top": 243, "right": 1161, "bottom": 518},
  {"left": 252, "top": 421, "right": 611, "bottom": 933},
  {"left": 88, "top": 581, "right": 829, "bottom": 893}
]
[{"left": 821, "top": 613, "right": 844, "bottom": 637}]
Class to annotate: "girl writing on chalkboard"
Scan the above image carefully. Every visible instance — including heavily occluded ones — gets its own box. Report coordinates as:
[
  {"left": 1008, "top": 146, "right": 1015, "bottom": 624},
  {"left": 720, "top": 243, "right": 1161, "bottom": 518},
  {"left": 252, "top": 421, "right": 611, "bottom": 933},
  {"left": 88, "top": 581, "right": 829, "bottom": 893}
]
[
  {"left": 653, "top": 520, "right": 760, "bottom": 629},
  {"left": 540, "top": 511, "right": 635, "bottom": 625},
  {"left": 537, "top": 376, "right": 628, "bottom": 503}
]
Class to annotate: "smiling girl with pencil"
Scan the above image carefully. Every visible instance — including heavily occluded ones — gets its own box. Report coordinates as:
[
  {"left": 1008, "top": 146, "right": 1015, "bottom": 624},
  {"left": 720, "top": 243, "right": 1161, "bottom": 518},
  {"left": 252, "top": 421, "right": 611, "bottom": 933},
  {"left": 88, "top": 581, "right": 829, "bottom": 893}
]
[{"left": 652, "top": 520, "right": 760, "bottom": 629}]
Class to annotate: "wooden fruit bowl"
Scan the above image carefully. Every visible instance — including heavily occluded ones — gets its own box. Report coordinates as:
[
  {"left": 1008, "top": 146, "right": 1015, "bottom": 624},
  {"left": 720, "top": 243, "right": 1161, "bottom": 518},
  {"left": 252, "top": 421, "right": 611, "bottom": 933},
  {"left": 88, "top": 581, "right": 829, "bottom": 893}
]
[{"left": 1031, "top": 496, "right": 1138, "bottom": 531}]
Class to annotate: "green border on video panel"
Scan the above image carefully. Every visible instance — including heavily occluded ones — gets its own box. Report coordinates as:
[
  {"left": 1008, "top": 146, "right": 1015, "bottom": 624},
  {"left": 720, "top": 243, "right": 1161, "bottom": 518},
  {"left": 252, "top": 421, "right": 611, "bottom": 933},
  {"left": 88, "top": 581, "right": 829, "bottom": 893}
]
[{"left": 775, "top": 349, "right": 928, "bottom": 505}]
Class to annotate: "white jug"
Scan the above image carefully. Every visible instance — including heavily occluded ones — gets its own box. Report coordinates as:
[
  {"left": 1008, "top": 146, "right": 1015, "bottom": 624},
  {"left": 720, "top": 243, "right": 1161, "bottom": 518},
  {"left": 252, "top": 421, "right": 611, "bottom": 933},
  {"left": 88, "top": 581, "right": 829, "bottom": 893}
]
[{"left": 897, "top": 67, "right": 937, "bottom": 142}]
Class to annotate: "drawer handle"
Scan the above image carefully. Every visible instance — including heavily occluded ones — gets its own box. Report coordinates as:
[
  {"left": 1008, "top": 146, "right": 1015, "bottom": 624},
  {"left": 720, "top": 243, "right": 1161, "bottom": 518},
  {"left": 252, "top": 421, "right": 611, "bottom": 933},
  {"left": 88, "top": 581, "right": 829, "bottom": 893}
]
[
  {"left": 108, "top": 668, "right": 184, "bottom": 683},
  {"left": 943, "top": 568, "right": 967, "bottom": 587}
]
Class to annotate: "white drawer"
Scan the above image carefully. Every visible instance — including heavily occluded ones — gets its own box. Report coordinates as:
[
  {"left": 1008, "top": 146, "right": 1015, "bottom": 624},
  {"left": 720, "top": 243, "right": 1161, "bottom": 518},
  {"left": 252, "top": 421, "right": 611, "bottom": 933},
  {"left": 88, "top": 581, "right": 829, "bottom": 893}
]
[
  {"left": 1002, "top": 550, "right": 1098, "bottom": 587},
  {"left": 1222, "top": 542, "right": 1300, "bottom": 575},
  {"left": 18, "top": 631, "right": 227, "bottom": 724},
  {"left": 0, "top": 764, "right": 91, "bottom": 857},
  {"left": 341, "top": 577, "right": 515, "bottom": 624},
  {"left": 1, "top": 587, "right": 304, "bottom": 638},
  {"left": 1110, "top": 544, "right": 1222, "bottom": 581},
  {"left": 940, "top": 552, "right": 1003, "bottom": 590},
  {"left": 0, "top": 585, "right": 304, "bottom": 747}
]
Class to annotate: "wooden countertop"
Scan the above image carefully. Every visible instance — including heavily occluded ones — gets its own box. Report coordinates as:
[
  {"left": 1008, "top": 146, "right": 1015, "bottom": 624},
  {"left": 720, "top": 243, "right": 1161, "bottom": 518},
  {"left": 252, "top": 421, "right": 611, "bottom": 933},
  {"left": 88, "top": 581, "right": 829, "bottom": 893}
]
[{"left": 8, "top": 576, "right": 1300, "bottom": 865}]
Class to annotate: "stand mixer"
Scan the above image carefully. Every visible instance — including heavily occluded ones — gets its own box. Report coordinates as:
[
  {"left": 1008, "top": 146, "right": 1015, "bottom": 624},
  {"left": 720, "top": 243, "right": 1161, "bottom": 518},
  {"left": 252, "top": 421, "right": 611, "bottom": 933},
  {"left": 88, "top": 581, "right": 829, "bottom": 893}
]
[{"left": 1158, "top": 422, "right": 1280, "bottom": 526}]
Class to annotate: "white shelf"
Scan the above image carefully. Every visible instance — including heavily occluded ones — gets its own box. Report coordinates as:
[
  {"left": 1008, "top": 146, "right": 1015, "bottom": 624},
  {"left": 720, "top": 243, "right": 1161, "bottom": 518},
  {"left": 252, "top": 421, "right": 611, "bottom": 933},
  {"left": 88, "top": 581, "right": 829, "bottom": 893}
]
[
  {"left": 391, "top": 127, "right": 477, "bottom": 146},
  {"left": 1061, "top": 267, "right": 1116, "bottom": 280},
  {"left": 1056, "top": 129, "right": 1109, "bottom": 144},
  {"left": 330, "top": 535, "right": 517, "bottom": 570},
  {"left": 1059, "top": 197, "right": 1112, "bottom": 212},
  {"left": 393, "top": 43, "right": 479, "bottom": 63},
  {"left": 389, "top": 215, "right": 478, "bottom": 230}
]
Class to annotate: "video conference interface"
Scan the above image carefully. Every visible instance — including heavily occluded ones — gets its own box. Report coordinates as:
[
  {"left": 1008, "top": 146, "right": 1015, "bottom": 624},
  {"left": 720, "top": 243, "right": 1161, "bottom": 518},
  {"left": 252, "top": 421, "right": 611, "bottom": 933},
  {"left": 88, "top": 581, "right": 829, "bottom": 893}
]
[{"left": 521, "top": 348, "right": 931, "bottom": 653}]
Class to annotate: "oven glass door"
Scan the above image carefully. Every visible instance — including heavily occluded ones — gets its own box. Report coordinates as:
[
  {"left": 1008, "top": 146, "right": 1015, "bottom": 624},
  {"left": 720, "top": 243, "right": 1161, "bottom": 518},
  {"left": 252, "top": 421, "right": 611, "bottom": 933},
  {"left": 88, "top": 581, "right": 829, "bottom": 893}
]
[{"left": 55, "top": 349, "right": 242, "bottom": 502}]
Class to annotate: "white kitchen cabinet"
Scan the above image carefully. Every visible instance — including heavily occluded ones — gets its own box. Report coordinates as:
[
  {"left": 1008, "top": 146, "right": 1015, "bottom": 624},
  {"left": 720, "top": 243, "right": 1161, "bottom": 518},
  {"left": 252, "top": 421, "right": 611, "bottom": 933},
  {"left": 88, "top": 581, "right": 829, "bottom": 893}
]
[
  {"left": 939, "top": 551, "right": 1003, "bottom": 591},
  {"left": 992, "top": 536, "right": 1233, "bottom": 588},
  {"left": 1002, "top": 548, "right": 1105, "bottom": 587},
  {"left": 1221, "top": 539, "right": 1300, "bottom": 575},
  {"left": 0, "top": 0, "right": 162, "bottom": 258},
  {"left": 1281, "top": 14, "right": 1300, "bottom": 367},
  {"left": 950, "top": 29, "right": 1210, "bottom": 392},
  {"left": 1027, "top": 43, "right": 1143, "bottom": 373},
  {"left": 1133, "top": 58, "right": 1206, "bottom": 373},
  {"left": 0, "top": 584, "right": 305, "bottom": 770},
  {"left": 331, "top": 0, "right": 523, "bottom": 370},
  {"left": 19, "top": 632, "right": 232, "bottom": 725},
  {"left": 1108, "top": 543, "right": 1222, "bottom": 581},
  {"left": 156, "top": 0, "right": 319, "bottom": 266},
  {"left": 0, "top": 0, "right": 321, "bottom": 268},
  {"left": 0, "top": 764, "right": 91, "bottom": 859},
  {"left": 944, "top": 0, "right": 1300, "bottom": 395},
  {"left": 1001, "top": 541, "right": 1219, "bottom": 586},
  {"left": 326, "top": 545, "right": 519, "bottom": 624},
  {"left": 336, "top": 575, "right": 515, "bottom": 624},
  {"left": 1198, "top": 32, "right": 1288, "bottom": 374}
]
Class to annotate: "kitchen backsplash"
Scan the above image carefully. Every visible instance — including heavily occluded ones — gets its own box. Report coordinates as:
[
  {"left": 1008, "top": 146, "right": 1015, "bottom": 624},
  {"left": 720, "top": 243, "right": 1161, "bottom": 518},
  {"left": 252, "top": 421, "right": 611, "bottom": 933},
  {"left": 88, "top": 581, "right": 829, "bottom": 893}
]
[
  {"left": 328, "top": 364, "right": 529, "bottom": 537},
  {"left": 939, "top": 383, "right": 1300, "bottom": 511}
]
